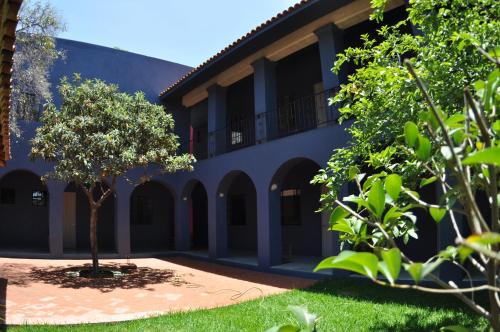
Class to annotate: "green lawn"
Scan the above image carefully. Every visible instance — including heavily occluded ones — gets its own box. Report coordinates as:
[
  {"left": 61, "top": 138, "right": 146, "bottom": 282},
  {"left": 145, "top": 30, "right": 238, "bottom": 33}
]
[{"left": 7, "top": 278, "right": 487, "bottom": 332}]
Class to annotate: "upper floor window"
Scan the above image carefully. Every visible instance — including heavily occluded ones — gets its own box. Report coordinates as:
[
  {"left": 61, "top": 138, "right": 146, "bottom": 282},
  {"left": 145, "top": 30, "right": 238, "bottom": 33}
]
[{"left": 231, "top": 131, "right": 242, "bottom": 145}]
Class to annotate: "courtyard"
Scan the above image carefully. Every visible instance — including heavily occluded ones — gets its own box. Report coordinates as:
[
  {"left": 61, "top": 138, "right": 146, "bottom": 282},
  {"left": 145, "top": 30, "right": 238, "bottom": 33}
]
[
  {"left": 0, "top": 257, "right": 313, "bottom": 325},
  {"left": 0, "top": 257, "right": 485, "bottom": 330}
]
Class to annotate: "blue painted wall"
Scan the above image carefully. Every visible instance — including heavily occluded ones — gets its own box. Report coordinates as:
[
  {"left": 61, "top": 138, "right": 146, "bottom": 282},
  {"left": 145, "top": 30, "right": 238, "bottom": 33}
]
[
  {"left": 0, "top": 38, "right": 192, "bottom": 256},
  {"left": 51, "top": 38, "right": 192, "bottom": 104}
]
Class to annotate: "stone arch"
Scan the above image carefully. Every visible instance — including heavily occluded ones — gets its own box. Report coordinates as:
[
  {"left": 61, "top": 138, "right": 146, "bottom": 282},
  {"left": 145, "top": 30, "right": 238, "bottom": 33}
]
[
  {"left": 63, "top": 181, "right": 116, "bottom": 252},
  {"left": 0, "top": 169, "right": 49, "bottom": 251},
  {"left": 130, "top": 180, "right": 175, "bottom": 252}
]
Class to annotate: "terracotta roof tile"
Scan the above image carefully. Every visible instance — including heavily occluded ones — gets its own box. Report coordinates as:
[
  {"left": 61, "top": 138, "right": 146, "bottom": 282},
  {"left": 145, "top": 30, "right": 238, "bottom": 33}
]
[
  {"left": 0, "top": 0, "right": 22, "bottom": 166},
  {"left": 159, "top": 0, "right": 312, "bottom": 98}
]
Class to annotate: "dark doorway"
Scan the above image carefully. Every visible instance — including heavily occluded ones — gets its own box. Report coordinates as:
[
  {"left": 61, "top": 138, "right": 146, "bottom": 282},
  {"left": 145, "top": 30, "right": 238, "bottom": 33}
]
[
  {"left": 190, "top": 182, "right": 208, "bottom": 250},
  {"left": 278, "top": 159, "right": 322, "bottom": 261},
  {"left": 0, "top": 170, "right": 49, "bottom": 251},
  {"left": 225, "top": 172, "right": 257, "bottom": 255},
  {"left": 130, "top": 181, "right": 175, "bottom": 252}
]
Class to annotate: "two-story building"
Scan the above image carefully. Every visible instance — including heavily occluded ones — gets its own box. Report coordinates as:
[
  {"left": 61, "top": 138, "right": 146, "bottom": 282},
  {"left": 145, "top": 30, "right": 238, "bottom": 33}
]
[{"left": 1, "top": 0, "right": 450, "bottom": 278}]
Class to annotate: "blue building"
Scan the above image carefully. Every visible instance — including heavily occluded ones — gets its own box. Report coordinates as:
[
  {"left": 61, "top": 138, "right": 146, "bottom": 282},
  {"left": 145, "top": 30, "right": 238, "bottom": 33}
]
[{"left": 0, "top": 0, "right": 450, "bottom": 278}]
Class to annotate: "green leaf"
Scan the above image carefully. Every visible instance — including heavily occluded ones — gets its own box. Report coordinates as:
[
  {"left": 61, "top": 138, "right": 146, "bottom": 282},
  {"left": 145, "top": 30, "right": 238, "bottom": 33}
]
[
  {"left": 458, "top": 246, "right": 474, "bottom": 263},
  {"left": 330, "top": 219, "right": 355, "bottom": 234},
  {"left": 314, "top": 251, "right": 379, "bottom": 279},
  {"left": 383, "top": 206, "right": 403, "bottom": 224},
  {"left": 385, "top": 174, "right": 402, "bottom": 200},
  {"left": 416, "top": 136, "right": 431, "bottom": 161},
  {"left": 463, "top": 147, "right": 500, "bottom": 166},
  {"left": 492, "top": 120, "right": 500, "bottom": 133},
  {"left": 421, "top": 259, "right": 442, "bottom": 278},
  {"left": 466, "top": 232, "right": 500, "bottom": 245},
  {"left": 405, "top": 259, "right": 442, "bottom": 283},
  {"left": 348, "top": 165, "right": 360, "bottom": 180},
  {"left": 429, "top": 207, "right": 446, "bottom": 223},
  {"left": 368, "top": 179, "right": 385, "bottom": 218},
  {"left": 265, "top": 325, "right": 300, "bottom": 332},
  {"left": 404, "top": 122, "right": 419, "bottom": 147},
  {"left": 330, "top": 206, "right": 350, "bottom": 225},
  {"left": 405, "top": 263, "right": 423, "bottom": 283},
  {"left": 287, "top": 305, "right": 317, "bottom": 330},
  {"left": 378, "top": 248, "right": 401, "bottom": 284},
  {"left": 444, "top": 113, "right": 465, "bottom": 127},
  {"left": 420, "top": 176, "right": 437, "bottom": 188}
]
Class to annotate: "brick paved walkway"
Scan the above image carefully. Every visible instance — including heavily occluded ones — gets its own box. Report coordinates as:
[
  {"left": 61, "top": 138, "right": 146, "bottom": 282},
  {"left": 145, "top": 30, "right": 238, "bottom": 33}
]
[{"left": 0, "top": 256, "right": 314, "bottom": 325}]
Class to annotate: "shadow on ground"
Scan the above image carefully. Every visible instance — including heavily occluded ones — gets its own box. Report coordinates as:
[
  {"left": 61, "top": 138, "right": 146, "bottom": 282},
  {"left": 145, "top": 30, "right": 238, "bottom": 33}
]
[
  {"left": 160, "top": 257, "right": 314, "bottom": 289},
  {"left": 1, "top": 262, "right": 187, "bottom": 293},
  {"left": 303, "top": 278, "right": 488, "bottom": 331}
]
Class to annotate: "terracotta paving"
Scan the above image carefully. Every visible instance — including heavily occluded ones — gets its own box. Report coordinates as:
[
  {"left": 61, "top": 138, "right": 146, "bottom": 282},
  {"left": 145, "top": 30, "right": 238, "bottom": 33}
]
[{"left": 0, "top": 256, "right": 315, "bottom": 325}]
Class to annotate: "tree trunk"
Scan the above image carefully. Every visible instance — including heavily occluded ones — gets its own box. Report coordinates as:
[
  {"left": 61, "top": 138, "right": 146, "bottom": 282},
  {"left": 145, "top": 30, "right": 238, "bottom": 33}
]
[{"left": 90, "top": 206, "right": 99, "bottom": 275}]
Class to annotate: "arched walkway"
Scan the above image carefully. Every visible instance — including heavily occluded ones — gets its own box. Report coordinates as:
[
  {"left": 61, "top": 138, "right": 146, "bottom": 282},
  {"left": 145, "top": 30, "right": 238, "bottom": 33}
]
[
  {"left": 217, "top": 171, "right": 258, "bottom": 263},
  {"left": 269, "top": 158, "right": 325, "bottom": 268},
  {"left": 63, "top": 182, "right": 116, "bottom": 253},
  {"left": 0, "top": 170, "right": 49, "bottom": 251},
  {"left": 130, "top": 181, "right": 175, "bottom": 252}
]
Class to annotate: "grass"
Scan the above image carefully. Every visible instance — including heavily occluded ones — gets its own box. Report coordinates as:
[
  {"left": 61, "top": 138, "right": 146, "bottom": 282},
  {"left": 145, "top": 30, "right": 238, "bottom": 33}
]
[{"left": 7, "top": 278, "right": 487, "bottom": 332}]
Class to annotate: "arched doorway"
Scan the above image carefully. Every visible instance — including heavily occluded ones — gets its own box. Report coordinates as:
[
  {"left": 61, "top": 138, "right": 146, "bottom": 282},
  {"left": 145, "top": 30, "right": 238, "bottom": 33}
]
[
  {"left": 270, "top": 158, "right": 324, "bottom": 268},
  {"left": 218, "top": 171, "right": 258, "bottom": 263},
  {"left": 130, "top": 181, "right": 175, "bottom": 252},
  {"left": 63, "top": 182, "right": 116, "bottom": 253},
  {"left": 189, "top": 181, "right": 208, "bottom": 251},
  {"left": 0, "top": 170, "right": 49, "bottom": 251}
]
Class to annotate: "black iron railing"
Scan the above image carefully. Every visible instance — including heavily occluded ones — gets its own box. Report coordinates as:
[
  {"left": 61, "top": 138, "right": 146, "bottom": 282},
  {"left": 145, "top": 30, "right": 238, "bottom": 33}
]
[
  {"left": 208, "top": 114, "right": 255, "bottom": 157},
  {"left": 266, "top": 87, "right": 339, "bottom": 140},
  {"left": 207, "top": 88, "right": 339, "bottom": 156}
]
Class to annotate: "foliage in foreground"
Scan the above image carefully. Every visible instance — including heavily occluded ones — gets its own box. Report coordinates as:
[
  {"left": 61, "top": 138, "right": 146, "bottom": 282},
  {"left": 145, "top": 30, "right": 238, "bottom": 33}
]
[
  {"left": 313, "top": 0, "right": 499, "bottom": 330},
  {"left": 30, "top": 76, "right": 194, "bottom": 273},
  {"left": 7, "top": 279, "right": 487, "bottom": 332}
]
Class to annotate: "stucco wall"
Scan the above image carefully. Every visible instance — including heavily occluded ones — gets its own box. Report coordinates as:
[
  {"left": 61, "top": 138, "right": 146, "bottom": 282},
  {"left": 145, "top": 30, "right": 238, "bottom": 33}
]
[{"left": 51, "top": 38, "right": 192, "bottom": 104}]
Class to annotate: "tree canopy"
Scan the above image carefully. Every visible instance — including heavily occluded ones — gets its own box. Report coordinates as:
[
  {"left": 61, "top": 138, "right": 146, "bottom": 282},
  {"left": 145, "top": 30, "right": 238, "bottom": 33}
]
[
  {"left": 313, "top": 0, "right": 499, "bottom": 207},
  {"left": 31, "top": 75, "right": 194, "bottom": 184},
  {"left": 11, "top": 0, "right": 65, "bottom": 136}
]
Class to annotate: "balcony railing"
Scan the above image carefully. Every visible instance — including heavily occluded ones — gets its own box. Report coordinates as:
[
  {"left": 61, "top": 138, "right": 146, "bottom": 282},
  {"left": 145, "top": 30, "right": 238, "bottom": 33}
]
[
  {"left": 207, "top": 88, "right": 339, "bottom": 156},
  {"left": 267, "top": 87, "right": 339, "bottom": 140},
  {"left": 208, "top": 114, "right": 255, "bottom": 157}
]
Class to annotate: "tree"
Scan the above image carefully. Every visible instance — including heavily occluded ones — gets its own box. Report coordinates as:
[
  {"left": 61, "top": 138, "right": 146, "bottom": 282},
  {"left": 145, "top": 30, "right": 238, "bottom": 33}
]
[
  {"left": 316, "top": 59, "right": 499, "bottom": 330},
  {"left": 30, "top": 75, "right": 194, "bottom": 274},
  {"left": 313, "top": 0, "right": 499, "bottom": 330},
  {"left": 11, "top": 0, "right": 65, "bottom": 136},
  {"left": 313, "top": 0, "right": 499, "bottom": 205}
]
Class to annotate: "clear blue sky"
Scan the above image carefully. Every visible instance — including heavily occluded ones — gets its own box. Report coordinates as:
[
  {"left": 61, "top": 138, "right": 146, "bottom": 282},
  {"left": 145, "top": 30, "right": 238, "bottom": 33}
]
[{"left": 44, "top": 0, "right": 299, "bottom": 67}]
